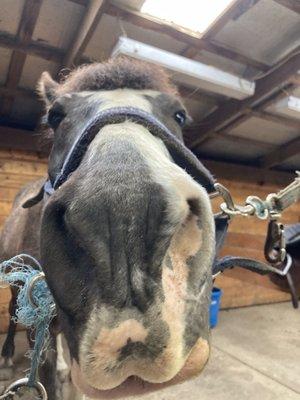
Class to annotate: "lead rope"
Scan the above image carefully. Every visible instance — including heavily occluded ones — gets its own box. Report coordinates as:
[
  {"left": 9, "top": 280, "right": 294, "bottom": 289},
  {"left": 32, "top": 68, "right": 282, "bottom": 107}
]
[{"left": 0, "top": 255, "right": 55, "bottom": 399}]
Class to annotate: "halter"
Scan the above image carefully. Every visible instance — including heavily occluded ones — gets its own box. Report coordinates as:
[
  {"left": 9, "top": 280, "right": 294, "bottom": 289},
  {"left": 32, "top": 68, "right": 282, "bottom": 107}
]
[{"left": 44, "top": 106, "right": 216, "bottom": 195}]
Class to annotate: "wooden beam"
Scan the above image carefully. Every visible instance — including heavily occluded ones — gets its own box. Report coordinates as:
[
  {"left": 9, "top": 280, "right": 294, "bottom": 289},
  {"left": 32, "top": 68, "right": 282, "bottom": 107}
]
[
  {"left": 252, "top": 110, "right": 300, "bottom": 130},
  {"left": 202, "top": 159, "right": 294, "bottom": 185},
  {"left": 63, "top": 0, "right": 107, "bottom": 67},
  {"left": 0, "top": 86, "right": 37, "bottom": 99},
  {"left": 185, "top": 126, "right": 276, "bottom": 151},
  {"left": 189, "top": 52, "right": 300, "bottom": 149},
  {"left": 273, "top": 0, "right": 300, "bottom": 14},
  {"left": 1, "top": 0, "right": 43, "bottom": 116},
  {"left": 0, "top": 126, "right": 47, "bottom": 153},
  {"left": 209, "top": 132, "right": 276, "bottom": 151},
  {"left": 68, "top": 0, "right": 88, "bottom": 5},
  {"left": 0, "top": 32, "right": 64, "bottom": 62},
  {"left": 214, "top": 82, "right": 299, "bottom": 133},
  {"left": 259, "top": 136, "right": 300, "bottom": 168},
  {"left": 290, "top": 73, "right": 300, "bottom": 85},
  {"left": 184, "top": 129, "right": 275, "bottom": 152},
  {"left": 105, "top": 3, "right": 269, "bottom": 72},
  {"left": 203, "top": 0, "right": 261, "bottom": 39}
]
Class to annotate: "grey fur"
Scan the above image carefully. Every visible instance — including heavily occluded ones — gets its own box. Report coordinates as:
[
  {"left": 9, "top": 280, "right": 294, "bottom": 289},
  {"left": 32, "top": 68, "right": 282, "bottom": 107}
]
[{"left": 0, "top": 76, "right": 214, "bottom": 396}]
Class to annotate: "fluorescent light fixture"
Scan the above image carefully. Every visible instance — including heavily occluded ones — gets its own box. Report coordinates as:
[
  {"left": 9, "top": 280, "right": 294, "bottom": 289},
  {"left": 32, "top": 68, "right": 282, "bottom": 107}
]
[
  {"left": 141, "top": 0, "right": 234, "bottom": 34},
  {"left": 273, "top": 96, "right": 300, "bottom": 120},
  {"left": 111, "top": 37, "right": 255, "bottom": 100}
]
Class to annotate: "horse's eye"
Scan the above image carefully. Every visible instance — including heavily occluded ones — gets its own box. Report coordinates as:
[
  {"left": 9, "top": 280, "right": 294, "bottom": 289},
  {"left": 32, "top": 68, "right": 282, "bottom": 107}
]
[
  {"left": 47, "top": 104, "right": 66, "bottom": 129},
  {"left": 174, "top": 110, "right": 186, "bottom": 127}
]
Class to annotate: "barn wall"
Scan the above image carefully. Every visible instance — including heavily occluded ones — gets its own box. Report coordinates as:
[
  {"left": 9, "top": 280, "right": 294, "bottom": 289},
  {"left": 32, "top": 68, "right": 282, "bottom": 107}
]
[
  {"left": 0, "top": 149, "right": 299, "bottom": 331},
  {"left": 0, "top": 149, "right": 47, "bottom": 332}
]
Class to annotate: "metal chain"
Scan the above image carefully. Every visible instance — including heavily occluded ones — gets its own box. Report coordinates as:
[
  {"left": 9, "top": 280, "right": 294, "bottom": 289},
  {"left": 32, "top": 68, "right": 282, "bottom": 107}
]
[
  {"left": 214, "top": 173, "right": 300, "bottom": 269},
  {"left": 214, "top": 172, "right": 300, "bottom": 221}
]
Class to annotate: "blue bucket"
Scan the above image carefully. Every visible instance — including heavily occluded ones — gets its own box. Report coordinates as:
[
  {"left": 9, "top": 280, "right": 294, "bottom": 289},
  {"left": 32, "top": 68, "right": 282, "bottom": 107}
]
[{"left": 210, "top": 287, "right": 222, "bottom": 328}]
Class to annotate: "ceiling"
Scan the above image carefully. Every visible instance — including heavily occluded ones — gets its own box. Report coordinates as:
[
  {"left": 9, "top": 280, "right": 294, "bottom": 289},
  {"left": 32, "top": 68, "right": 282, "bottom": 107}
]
[{"left": 0, "top": 0, "right": 299, "bottom": 171}]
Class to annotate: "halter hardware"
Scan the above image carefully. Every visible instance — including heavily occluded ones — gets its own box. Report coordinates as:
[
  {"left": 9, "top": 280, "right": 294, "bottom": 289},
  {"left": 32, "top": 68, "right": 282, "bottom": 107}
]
[
  {"left": 0, "top": 256, "right": 55, "bottom": 399},
  {"left": 0, "top": 378, "right": 47, "bottom": 400},
  {"left": 212, "top": 173, "right": 300, "bottom": 277}
]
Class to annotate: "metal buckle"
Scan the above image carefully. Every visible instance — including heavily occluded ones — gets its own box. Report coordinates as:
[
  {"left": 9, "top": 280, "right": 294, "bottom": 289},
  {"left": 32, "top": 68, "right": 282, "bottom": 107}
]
[
  {"left": 1, "top": 378, "right": 47, "bottom": 399},
  {"left": 264, "top": 220, "right": 286, "bottom": 265},
  {"left": 273, "top": 254, "right": 293, "bottom": 276}
]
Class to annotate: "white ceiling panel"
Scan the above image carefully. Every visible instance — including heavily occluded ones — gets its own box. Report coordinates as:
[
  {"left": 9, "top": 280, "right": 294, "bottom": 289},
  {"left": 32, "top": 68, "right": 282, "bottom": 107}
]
[
  {"left": 32, "top": 0, "right": 84, "bottom": 49},
  {"left": 292, "top": 86, "right": 300, "bottom": 97},
  {"left": 0, "top": 48, "right": 12, "bottom": 85},
  {"left": 19, "top": 55, "right": 58, "bottom": 90},
  {"left": 228, "top": 117, "right": 300, "bottom": 146},
  {"left": 183, "top": 96, "right": 217, "bottom": 123},
  {"left": 213, "top": 0, "right": 300, "bottom": 65},
  {"left": 271, "top": 96, "right": 300, "bottom": 120},
  {"left": 0, "top": 0, "right": 24, "bottom": 35}
]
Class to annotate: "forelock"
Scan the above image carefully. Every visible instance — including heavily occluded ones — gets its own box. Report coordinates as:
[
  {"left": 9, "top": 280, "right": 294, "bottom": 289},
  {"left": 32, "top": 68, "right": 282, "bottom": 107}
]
[{"left": 56, "top": 57, "right": 178, "bottom": 96}]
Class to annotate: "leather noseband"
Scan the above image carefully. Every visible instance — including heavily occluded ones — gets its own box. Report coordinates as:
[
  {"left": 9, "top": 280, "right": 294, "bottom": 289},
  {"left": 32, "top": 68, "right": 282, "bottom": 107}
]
[{"left": 45, "top": 106, "right": 216, "bottom": 195}]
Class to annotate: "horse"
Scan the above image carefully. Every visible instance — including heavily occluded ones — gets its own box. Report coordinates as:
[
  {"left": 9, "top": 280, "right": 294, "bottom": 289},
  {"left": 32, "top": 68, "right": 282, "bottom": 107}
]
[{"left": 0, "top": 57, "right": 215, "bottom": 399}]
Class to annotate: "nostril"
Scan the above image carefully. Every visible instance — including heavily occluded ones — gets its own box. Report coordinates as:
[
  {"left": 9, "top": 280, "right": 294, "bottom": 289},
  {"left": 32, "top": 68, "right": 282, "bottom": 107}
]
[{"left": 187, "top": 198, "right": 201, "bottom": 217}]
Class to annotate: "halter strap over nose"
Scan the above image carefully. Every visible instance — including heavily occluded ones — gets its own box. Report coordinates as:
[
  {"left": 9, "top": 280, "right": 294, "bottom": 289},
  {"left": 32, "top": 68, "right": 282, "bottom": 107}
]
[{"left": 45, "top": 106, "right": 216, "bottom": 195}]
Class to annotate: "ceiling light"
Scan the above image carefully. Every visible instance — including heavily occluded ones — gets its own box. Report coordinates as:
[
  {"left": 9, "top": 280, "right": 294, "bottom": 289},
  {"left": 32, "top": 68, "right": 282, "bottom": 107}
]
[
  {"left": 273, "top": 96, "right": 300, "bottom": 120},
  {"left": 112, "top": 37, "right": 255, "bottom": 99}
]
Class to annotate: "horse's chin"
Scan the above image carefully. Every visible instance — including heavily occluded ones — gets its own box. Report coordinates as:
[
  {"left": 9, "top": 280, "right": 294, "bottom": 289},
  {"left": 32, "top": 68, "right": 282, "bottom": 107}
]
[
  {"left": 72, "top": 366, "right": 166, "bottom": 399},
  {"left": 71, "top": 338, "right": 210, "bottom": 399}
]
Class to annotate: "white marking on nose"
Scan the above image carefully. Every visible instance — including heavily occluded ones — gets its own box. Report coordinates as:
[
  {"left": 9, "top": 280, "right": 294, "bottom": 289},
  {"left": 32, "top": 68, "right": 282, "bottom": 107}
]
[{"left": 56, "top": 333, "right": 69, "bottom": 372}]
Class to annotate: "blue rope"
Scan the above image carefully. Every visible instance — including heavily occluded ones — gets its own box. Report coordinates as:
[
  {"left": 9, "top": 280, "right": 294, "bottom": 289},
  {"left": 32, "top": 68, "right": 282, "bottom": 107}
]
[{"left": 0, "top": 254, "right": 56, "bottom": 387}]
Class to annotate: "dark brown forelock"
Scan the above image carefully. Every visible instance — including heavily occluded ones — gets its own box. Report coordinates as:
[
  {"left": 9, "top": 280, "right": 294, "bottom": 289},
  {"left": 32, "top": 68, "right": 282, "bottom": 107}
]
[{"left": 56, "top": 57, "right": 178, "bottom": 96}]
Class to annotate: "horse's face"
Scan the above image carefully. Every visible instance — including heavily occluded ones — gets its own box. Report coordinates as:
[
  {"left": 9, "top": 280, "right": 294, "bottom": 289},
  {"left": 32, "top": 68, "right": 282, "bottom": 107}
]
[{"left": 38, "top": 62, "right": 215, "bottom": 398}]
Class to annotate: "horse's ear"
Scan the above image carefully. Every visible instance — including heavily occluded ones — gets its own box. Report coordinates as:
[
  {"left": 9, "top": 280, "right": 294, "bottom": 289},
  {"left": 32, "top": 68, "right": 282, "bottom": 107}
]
[
  {"left": 37, "top": 71, "right": 59, "bottom": 106},
  {"left": 22, "top": 182, "right": 45, "bottom": 208}
]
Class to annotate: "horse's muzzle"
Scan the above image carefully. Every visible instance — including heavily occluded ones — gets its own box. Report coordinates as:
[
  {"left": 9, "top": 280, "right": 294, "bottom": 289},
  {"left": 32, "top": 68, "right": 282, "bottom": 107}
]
[{"left": 71, "top": 336, "right": 210, "bottom": 399}]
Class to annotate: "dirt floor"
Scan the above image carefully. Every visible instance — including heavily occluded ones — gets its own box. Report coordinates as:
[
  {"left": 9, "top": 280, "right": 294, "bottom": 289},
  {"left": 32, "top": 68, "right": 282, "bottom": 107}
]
[{"left": 0, "top": 302, "right": 299, "bottom": 399}]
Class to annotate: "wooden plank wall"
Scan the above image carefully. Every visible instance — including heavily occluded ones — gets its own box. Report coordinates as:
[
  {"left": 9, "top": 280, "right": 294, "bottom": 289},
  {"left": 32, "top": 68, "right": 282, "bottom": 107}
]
[
  {"left": 0, "top": 149, "right": 299, "bottom": 331},
  {"left": 0, "top": 149, "right": 47, "bottom": 332}
]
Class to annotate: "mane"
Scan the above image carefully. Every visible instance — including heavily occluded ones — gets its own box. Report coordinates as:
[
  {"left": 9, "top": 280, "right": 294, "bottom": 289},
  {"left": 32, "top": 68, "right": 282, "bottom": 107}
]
[{"left": 56, "top": 56, "right": 178, "bottom": 96}]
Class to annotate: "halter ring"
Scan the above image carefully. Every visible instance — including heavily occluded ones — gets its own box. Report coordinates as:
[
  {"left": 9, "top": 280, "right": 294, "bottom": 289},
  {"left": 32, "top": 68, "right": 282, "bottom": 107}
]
[
  {"left": 3, "top": 378, "right": 47, "bottom": 399},
  {"left": 27, "top": 273, "right": 46, "bottom": 308}
]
